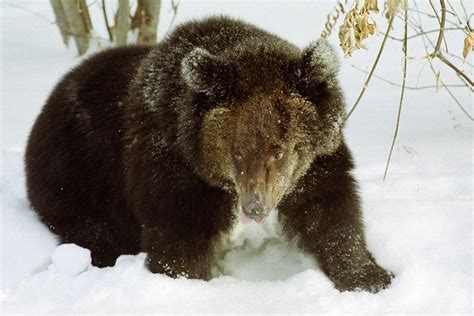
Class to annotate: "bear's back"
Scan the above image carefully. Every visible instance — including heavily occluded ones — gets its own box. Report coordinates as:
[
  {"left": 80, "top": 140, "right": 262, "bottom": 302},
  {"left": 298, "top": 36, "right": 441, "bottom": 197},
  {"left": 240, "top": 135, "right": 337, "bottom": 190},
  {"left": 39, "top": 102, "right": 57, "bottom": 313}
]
[
  {"left": 25, "top": 45, "right": 153, "bottom": 229},
  {"left": 166, "top": 16, "right": 288, "bottom": 54},
  {"left": 143, "top": 16, "right": 297, "bottom": 93}
]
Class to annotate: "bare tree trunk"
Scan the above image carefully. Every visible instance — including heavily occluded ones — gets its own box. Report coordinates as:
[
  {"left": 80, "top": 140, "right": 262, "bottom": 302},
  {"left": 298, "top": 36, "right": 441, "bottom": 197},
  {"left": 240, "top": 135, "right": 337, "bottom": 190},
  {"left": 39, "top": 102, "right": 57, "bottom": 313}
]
[
  {"left": 116, "top": 0, "right": 130, "bottom": 45},
  {"left": 132, "top": 0, "right": 161, "bottom": 44},
  {"left": 50, "top": 0, "right": 70, "bottom": 46},
  {"left": 131, "top": 0, "right": 145, "bottom": 31},
  {"left": 81, "top": 0, "right": 93, "bottom": 33},
  {"left": 60, "top": 0, "right": 92, "bottom": 55}
]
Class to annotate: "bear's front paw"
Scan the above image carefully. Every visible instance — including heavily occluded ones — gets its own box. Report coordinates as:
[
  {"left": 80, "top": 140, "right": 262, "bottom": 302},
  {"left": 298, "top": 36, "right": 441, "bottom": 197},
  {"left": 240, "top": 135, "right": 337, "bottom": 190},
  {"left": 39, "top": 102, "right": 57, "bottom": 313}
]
[
  {"left": 332, "top": 263, "right": 394, "bottom": 293},
  {"left": 146, "top": 253, "right": 212, "bottom": 280}
]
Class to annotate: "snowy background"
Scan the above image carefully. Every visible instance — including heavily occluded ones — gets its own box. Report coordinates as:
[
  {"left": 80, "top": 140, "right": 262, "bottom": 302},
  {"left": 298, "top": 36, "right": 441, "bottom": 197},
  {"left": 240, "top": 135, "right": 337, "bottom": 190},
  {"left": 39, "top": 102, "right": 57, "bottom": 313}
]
[{"left": 1, "top": 0, "right": 472, "bottom": 314}]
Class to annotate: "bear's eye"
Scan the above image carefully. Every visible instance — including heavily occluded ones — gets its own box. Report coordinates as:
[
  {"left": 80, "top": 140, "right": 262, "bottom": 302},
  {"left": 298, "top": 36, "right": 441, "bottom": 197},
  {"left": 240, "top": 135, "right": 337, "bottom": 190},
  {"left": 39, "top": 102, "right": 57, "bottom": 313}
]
[
  {"left": 233, "top": 151, "right": 243, "bottom": 161},
  {"left": 294, "top": 143, "right": 304, "bottom": 152},
  {"left": 274, "top": 150, "right": 284, "bottom": 160}
]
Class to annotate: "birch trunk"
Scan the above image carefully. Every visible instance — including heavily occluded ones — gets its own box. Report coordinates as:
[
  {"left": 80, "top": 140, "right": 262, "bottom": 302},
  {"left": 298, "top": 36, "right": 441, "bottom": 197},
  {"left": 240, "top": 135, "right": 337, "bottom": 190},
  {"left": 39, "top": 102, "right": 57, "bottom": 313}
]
[
  {"left": 116, "top": 0, "right": 130, "bottom": 45},
  {"left": 60, "top": 0, "right": 92, "bottom": 55},
  {"left": 137, "top": 0, "right": 162, "bottom": 44},
  {"left": 50, "top": 0, "right": 70, "bottom": 46}
]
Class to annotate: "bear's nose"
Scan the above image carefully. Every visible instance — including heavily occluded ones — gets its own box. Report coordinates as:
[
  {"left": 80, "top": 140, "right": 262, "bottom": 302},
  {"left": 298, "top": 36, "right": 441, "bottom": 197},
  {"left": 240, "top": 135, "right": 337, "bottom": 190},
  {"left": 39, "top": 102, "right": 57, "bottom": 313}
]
[{"left": 242, "top": 201, "right": 264, "bottom": 218}]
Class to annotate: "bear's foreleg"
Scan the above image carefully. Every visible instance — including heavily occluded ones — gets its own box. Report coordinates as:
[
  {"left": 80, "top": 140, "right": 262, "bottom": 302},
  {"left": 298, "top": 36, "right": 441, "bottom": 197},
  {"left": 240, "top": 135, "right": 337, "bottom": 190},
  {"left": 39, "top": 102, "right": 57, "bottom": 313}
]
[
  {"left": 305, "top": 221, "right": 393, "bottom": 293},
  {"left": 142, "top": 225, "right": 222, "bottom": 280},
  {"left": 279, "top": 159, "right": 393, "bottom": 292},
  {"left": 129, "top": 169, "right": 235, "bottom": 280}
]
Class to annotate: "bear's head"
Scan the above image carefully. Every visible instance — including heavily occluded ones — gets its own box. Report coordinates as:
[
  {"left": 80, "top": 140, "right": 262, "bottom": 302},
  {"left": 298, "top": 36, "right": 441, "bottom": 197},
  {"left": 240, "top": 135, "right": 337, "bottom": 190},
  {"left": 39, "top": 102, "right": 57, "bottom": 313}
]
[{"left": 181, "top": 39, "right": 345, "bottom": 223}]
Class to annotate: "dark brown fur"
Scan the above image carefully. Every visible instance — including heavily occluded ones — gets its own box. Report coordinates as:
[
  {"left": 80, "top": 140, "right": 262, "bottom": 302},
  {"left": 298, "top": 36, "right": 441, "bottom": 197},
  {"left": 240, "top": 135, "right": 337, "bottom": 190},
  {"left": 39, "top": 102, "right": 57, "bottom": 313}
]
[{"left": 25, "top": 16, "right": 392, "bottom": 291}]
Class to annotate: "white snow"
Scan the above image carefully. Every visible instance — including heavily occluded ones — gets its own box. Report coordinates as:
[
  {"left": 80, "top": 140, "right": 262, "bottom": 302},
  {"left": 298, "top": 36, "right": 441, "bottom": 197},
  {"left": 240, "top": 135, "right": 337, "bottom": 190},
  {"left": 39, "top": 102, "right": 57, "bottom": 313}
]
[
  {"left": 50, "top": 244, "right": 92, "bottom": 276},
  {"left": 1, "top": 0, "right": 472, "bottom": 314}
]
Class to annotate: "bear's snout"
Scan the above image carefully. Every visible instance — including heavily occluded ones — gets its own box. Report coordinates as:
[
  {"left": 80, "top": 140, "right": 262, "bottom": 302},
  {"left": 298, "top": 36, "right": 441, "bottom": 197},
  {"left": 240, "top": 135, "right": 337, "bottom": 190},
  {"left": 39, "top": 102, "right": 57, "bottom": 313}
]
[
  {"left": 242, "top": 198, "right": 265, "bottom": 220},
  {"left": 240, "top": 184, "right": 272, "bottom": 223}
]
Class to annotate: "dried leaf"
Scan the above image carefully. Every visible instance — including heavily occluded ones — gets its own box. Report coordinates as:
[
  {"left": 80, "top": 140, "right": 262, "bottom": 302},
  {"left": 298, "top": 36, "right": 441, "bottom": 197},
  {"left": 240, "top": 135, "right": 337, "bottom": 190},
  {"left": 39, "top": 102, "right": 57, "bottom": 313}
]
[
  {"left": 339, "top": 10, "right": 357, "bottom": 56},
  {"left": 435, "top": 70, "right": 441, "bottom": 93},
  {"left": 364, "top": 0, "right": 379, "bottom": 13},
  {"left": 462, "top": 32, "right": 474, "bottom": 60},
  {"left": 399, "top": 0, "right": 408, "bottom": 11},
  {"left": 384, "top": 0, "right": 407, "bottom": 19},
  {"left": 338, "top": 7, "right": 377, "bottom": 57},
  {"left": 339, "top": 24, "right": 358, "bottom": 56},
  {"left": 356, "top": 9, "right": 377, "bottom": 39}
]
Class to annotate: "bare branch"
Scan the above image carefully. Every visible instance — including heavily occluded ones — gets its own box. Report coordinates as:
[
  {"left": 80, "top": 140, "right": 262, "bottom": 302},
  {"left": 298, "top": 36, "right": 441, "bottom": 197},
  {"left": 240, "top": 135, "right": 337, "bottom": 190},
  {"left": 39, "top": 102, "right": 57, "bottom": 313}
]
[
  {"left": 429, "top": 0, "right": 447, "bottom": 58},
  {"left": 101, "top": 0, "right": 113, "bottom": 42},
  {"left": 165, "top": 0, "right": 180, "bottom": 34},
  {"left": 428, "top": 0, "right": 449, "bottom": 52},
  {"left": 444, "top": 50, "right": 474, "bottom": 67},
  {"left": 459, "top": 0, "right": 469, "bottom": 23},
  {"left": 415, "top": 59, "right": 430, "bottom": 87},
  {"left": 414, "top": 1, "right": 473, "bottom": 120},
  {"left": 345, "top": 16, "right": 395, "bottom": 121},
  {"left": 409, "top": 17, "right": 474, "bottom": 88},
  {"left": 436, "top": 53, "right": 474, "bottom": 88},
  {"left": 381, "top": 27, "right": 463, "bottom": 42},
  {"left": 440, "top": 81, "right": 473, "bottom": 120},
  {"left": 446, "top": 0, "right": 472, "bottom": 32},
  {"left": 422, "top": 0, "right": 474, "bottom": 88},
  {"left": 350, "top": 64, "right": 466, "bottom": 90},
  {"left": 384, "top": 8, "right": 409, "bottom": 181},
  {"left": 407, "top": 7, "right": 469, "bottom": 33}
]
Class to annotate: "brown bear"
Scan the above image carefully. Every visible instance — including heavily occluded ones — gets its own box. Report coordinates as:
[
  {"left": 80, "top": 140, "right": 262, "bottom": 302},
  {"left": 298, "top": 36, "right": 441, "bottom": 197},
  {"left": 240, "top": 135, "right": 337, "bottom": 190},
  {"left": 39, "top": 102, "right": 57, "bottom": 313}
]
[{"left": 25, "top": 16, "right": 393, "bottom": 292}]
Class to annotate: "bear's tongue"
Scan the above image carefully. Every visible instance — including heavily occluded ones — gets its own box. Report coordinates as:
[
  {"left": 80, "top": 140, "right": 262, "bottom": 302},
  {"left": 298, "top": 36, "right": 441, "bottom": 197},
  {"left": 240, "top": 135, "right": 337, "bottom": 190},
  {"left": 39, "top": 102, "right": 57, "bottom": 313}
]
[
  {"left": 239, "top": 211, "right": 253, "bottom": 224},
  {"left": 239, "top": 211, "right": 265, "bottom": 224}
]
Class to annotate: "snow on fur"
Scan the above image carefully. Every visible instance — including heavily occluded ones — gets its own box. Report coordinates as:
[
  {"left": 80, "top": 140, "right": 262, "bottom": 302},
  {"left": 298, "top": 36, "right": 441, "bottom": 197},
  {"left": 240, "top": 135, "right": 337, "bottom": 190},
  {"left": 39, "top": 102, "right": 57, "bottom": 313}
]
[
  {"left": 308, "top": 38, "right": 340, "bottom": 78},
  {"left": 181, "top": 47, "right": 215, "bottom": 92}
]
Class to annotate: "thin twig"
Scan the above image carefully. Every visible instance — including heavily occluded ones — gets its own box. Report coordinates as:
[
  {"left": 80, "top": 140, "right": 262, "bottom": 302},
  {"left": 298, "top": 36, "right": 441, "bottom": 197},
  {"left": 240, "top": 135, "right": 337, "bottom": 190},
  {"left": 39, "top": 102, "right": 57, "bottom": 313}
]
[
  {"left": 6, "top": 3, "right": 55, "bottom": 24},
  {"left": 424, "top": 0, "right": 474, "bottom": 88},
  {"left": 165, "top": 0, "right": 180, "bottom": 35},
  {"left": 350, "top": 64, "right": 466, "bottom": 90},
  {"left": 459, "top": 0, "right": 469, "bottom": 23},
  {"left": 415, "top": 59, "right": 430, "bottom": 87},
  {"left": 383, "top": 9, "right": 409, "bottom": 180},
  {"left": 345, "top": 16, "right": 395, "bottom": 121},
  {"left": 382, "top": 27, "right": 463, "bottom": 42},
  {"left": 441, "top": 82, "right": 473, "bottom": 120},
  {"left": 408, "top": 7, "right": 469, "bottom": 33},
  {"left": 459, "top": 0, "right": 472, "bottom": 31},
  {"left": 401, "top": 13, "right": 423, "bottom": 33},
  {"left": 446, "top": 0, "right": 472, "bottom": 32},
  {"left": 102, "top": 0, "right": 113, "bottom": 41}
]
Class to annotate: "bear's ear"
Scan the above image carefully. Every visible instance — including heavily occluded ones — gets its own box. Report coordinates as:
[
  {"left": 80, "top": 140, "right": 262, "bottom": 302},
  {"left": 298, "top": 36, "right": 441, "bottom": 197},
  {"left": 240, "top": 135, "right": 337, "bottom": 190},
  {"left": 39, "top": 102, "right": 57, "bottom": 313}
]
[
  {"left": 290, "top": 39, "right": 340, "bottom": 95},
  {"left": 288, "top": 39, "right": 345, "bottom": 155},
  {"left": 301, "top": 39, "right": 340, "bottom": 83},
  {"left": 181, "top": 48, "right": 235, "bottom": 100}
]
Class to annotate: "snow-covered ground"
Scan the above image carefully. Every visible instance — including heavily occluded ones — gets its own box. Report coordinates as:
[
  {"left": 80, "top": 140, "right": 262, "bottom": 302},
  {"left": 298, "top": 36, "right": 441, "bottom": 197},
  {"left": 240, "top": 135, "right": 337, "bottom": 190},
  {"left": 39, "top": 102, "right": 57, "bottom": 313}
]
[{"left": 1, "top": 1, "right": 472, "bottom": 314}]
